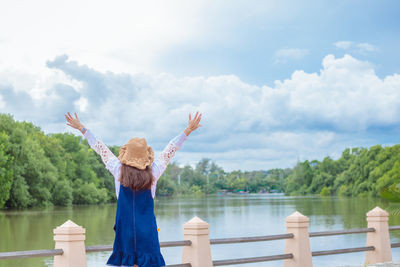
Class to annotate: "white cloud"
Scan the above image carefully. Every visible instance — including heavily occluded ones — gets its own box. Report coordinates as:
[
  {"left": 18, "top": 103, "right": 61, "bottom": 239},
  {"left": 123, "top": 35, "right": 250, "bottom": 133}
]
[
  {"left": 74, "top": 97, "right": 88, "bottom": 112},
  {"left": 334, "top": 41, "right": 353, "bottom": 49},
  {"left": 274, "top": 48, "right": 309, "bottom": 64},
  {"left": 0, "top": 0, "right": 212, "bottom": 77},
  {"left": 0, "top": 0, "right": 283, "bottom": 77},
  {"left": 334, "top": 41, "right": 378, "bottom": 53},
  {"left": 357, "top": 43, "right": 378, "bottom": 52},
  {"left": 1, "top": 54, "right": 400, "bottom": 170}
]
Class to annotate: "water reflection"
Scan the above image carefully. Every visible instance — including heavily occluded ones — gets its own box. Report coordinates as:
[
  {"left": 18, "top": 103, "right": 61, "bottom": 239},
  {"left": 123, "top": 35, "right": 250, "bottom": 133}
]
[{"left": 0, "top": 195, "right": 399, "bottom": 267}]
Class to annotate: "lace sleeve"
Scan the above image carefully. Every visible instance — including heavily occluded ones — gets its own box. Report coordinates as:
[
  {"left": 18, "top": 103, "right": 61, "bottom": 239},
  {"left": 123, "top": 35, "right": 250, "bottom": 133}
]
[
  {"left": 83, "top": 129, "right": 118, "bottom": 167},
  {"left": 93, "top": 140, "right": 117, "bottom": 165},
  {"left": 151, "top": 131, "right": 187, "bottom": 198},
  {"left": 158, "top": 143, "right": 178, "bottom": 167},
  {"left": 83, "top": 129, "right": 121, "bottom": 198}
]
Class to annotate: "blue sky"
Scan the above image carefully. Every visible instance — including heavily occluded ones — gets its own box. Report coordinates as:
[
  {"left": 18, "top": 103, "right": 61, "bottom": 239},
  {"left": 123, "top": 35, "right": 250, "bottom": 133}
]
[
  {"left": 157, "top": 0, "right": 400, "bottom": 85},
  {"left": 0, "top": 0, "right": 400, "bottom": 171}
]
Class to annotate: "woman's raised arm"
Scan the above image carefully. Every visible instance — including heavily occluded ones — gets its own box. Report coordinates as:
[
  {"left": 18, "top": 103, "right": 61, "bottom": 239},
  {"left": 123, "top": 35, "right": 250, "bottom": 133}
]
[
  {"left": 151, "top": 112, "right": 202, "bottom": 196},
  {"left": 65, "top": 112, "right": 119, "bottom": 173}
]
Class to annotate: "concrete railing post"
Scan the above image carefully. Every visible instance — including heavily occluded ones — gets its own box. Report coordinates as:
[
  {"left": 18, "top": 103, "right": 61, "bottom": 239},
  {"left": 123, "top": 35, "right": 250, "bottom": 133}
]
[
  {"left": 182, "top": 216, "right": 213, "bottom": 267},
  {"left": 365, "top": 206, "right": 392, "bottom": 265},
  {"left": 284, "top": 211, "right": 313, "bottom": 267},
  {"left": 53, "top": 220, "right": 87, "bottom": 267}
]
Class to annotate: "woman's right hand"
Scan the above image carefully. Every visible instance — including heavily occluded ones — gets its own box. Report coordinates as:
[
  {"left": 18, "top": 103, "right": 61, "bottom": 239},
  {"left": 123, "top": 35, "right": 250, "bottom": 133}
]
[{"left": 184, "top": 111, "right": 202, "bottom": 136}]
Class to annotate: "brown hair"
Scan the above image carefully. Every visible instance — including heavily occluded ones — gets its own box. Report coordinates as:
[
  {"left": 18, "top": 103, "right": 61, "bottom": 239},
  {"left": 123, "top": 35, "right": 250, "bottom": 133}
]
[{"left": 119, "top": 164, "right": 154, "bottom": 191}]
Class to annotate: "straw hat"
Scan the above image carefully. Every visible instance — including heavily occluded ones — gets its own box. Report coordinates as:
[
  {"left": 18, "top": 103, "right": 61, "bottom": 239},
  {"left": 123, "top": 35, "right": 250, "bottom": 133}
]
[{"left": 118, "top": 137, "right": 154, "bottom": 170}]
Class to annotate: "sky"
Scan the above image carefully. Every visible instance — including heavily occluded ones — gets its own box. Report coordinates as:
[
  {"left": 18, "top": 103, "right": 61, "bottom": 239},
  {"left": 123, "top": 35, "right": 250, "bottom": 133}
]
[{"left": 1, "top": 0, "right": 400, "bottom": 171}]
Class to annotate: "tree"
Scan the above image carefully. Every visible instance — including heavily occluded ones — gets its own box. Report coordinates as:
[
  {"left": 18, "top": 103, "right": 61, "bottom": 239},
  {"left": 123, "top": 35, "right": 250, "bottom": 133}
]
[
  {"left": 380, "top": 183, "right": 400, "bottom": 216},
  {"left": 0, "top": 132, "right": 13, "bottom": 208},
  {"left": 196, "top": 158, "right": 211, "bottom": 176},
  {"left": 0, "top": 113, "right": 113, "bottom": 208},
  {"left": 52, "top": 180, "right": 73, "bottom": 206},
  {"left": 320, "top": 187, "right": 331, "bottom": 196}
]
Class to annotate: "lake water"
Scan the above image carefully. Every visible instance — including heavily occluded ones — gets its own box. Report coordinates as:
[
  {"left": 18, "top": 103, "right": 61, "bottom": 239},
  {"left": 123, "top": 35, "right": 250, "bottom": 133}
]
[{"left": 1, "top": 195, "right": 399, "bottom": 267}]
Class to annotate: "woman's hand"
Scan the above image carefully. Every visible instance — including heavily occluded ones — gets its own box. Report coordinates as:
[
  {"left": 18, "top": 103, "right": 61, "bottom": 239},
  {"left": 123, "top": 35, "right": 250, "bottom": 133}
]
[
  {"left": 65, "top": 112, "right": 85, "bottom": 133},
  {"left": 184, "top": 111, "right": 202, "bottom": 136}
]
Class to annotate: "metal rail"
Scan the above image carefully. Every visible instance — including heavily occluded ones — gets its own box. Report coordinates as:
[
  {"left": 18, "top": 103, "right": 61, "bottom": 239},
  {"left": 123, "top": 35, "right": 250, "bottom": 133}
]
[
  {"left": 309, "top": 228, "right": 375, "bottom": 237},
  {"left": 85, "top": 226, "right": 394, "bottom": 252},
  {"left": 86, "top": 245, "right": 112, "bottom": 253},
  {"left": 0, "top": 249, "right": 63, "bottom": 260},
  {"left": 312, "top": 246, "right": 375, "bottom": 257},
  {"left": 213, "top": 254, "right": 293, "bottom": 266},
  {"left": 392, "top": 242, "right": 400, "bottom": 248},
  {"left": 161, "top": 240, "right": 192, "bottom": 247},
  {"left": 166, "top": 264, "right": 191, "bottom": 267},
  {"left": 210, "top": 227, "right": 377, "bottom": 245},
  {"left": 210, "top": 233, "right": 294, "bottom": 245},
  {"left": 86, "top": 240, "right": 192, "bottom": 253},
  {"left": 389, "top": 226, "right": 400, "bottom": 231}
]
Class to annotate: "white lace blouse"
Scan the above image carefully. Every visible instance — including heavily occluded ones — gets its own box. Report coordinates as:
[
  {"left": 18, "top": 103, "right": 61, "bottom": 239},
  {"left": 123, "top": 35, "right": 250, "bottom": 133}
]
[{"left": 83, "top": 129, "right": 187, "bottom": 198}]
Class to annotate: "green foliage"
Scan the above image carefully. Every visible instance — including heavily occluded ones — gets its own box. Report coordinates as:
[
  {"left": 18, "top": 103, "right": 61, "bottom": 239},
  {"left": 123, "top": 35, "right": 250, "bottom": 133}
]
[
  {"left": 0, "top": 132, "right": 13, "bottom": 208},
  {"left": 8, "top": 176, "right": 31, "bottom": 208},
  {"left": 380, "top": 183, "right": 400, "bottom": 202},
  {"left": 190, "top": 185, "right": 205, "bottom": 197},
  {"left": 380, "top": 183, "right": 400, "bottom": 216},
  {"left": 155, "top": 162, "right": 289, "bottom": 196},
  {"left": 52, "top": 180, "right": 73, "bottom": 206},
  {"left": 320, "top": 187, "right": 331, "bottom": 196},
  {"left": 0, "top": 113, "right": 114, "bottom": 208},
  {"left": 3, "top": 112, "right": 400, "bottom": 209},
  {"left": 283, "top": 142, "right": 400, "bottom": 200},
  {"left": 337, "top": 184, "right": 352, "bottom": 197},
  {"left": 156, "top": 177, "right": 176, "bottom": 196},
  {"left": 73, "top": 181, "right": 109, "bottom": 205}
]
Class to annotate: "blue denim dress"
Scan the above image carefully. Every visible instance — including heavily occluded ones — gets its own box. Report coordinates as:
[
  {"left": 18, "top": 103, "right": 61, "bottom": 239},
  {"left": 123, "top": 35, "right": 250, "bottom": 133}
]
[{"left": 107, "top": 185, "right": 165, "bottom": 267}]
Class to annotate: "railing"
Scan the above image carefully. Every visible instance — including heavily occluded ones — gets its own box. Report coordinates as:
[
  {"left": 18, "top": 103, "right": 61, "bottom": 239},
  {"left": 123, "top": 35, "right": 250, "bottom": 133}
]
[
  {"left": 0, "top": 249, "right": 63, "bottom": 259},
  {"left": 85, "top": 240, "right": 192, "bottom": 253},
  {"left": 209, "top": 233, "right": 294, "bottom": 266},
  {"left": 1, "top": 206, "right": 399, "bottom": 267}
]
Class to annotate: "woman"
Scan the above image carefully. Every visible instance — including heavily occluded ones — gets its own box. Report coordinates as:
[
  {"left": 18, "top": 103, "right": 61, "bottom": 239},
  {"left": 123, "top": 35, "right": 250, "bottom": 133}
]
[{"left": 65, "top": 111, "right": 202, "bottom": 267}]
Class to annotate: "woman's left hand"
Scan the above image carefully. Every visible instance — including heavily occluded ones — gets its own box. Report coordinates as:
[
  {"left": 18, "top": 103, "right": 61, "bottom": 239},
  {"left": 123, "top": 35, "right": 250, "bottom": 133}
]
[
  {"left": 65, "top": 112, "right": 85, "bottom": 131},
  {"left": 184, "top": 111, "right": 202, "bottom": 136}
]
